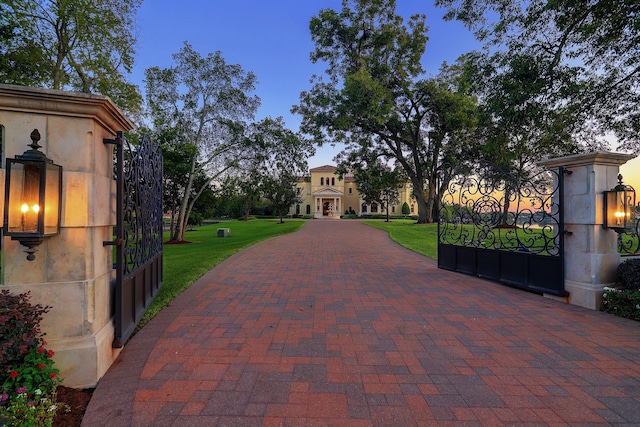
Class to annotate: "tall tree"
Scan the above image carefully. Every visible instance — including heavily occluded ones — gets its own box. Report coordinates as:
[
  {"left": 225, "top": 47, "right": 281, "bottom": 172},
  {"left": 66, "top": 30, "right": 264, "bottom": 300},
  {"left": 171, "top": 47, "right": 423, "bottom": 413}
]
[
  {"left": 1, "top": 0, "right": 142, "bottom": 113},
  {"left": 146, "top": 42, "right": 260, "bottom": 242},
  {"left": 436, "top": 0, "right": 640, "bottom": 152},
  {"left": 246, "top": 117, "right": 314, "bottom": 223},
  {"left": 340, "top": 156, "right": 404, "bottom": 222},
  {"left": 294, "top": 0, "right": 475, "bottom": 223}
]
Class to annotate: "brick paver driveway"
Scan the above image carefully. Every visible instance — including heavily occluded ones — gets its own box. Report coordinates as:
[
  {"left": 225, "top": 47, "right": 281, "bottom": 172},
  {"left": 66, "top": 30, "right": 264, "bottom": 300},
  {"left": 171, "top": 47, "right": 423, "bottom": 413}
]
[{"left": 83, "top": 220, "right": 640, "bottom": 426}]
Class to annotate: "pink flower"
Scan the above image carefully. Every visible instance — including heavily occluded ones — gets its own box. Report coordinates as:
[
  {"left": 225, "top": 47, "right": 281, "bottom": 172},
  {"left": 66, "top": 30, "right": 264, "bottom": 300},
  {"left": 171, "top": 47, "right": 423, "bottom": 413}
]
[
  {"left": 17, "top": 387, "right": 27, "bottom": 394},
  {"left": 46, "top": 349, "right": 54, "bottom": 358},
  {"left": 37, "top": 347, "right": 45, "bottom": 354},
  {"left": 38, "top": 363, "right": 45, "bottom": 370},
  {"left": 50, "top": 372, "right": 57, "bottom": 379}
]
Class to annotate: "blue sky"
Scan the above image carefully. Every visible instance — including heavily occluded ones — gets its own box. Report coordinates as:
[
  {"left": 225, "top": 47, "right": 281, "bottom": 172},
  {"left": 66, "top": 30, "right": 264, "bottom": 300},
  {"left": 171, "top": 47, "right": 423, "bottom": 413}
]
[{"left": 130, "top": 1, "right": 481, "bottom": 167}]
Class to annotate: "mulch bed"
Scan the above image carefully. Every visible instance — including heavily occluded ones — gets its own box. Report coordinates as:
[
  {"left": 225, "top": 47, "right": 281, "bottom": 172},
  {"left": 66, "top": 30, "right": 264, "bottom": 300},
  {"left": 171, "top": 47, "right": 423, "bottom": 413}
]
[{"left": 53, "top": 386, "right": 93, "bottom": 427}]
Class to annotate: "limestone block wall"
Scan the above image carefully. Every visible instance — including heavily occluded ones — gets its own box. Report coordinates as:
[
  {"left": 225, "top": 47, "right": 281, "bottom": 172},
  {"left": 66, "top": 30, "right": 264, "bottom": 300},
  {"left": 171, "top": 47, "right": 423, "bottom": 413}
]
[
  {"left": 0, "top": 84, "right": 133, "bottom": 388},
  {"left": 539, "top": 152, "right": 635, "bottom": 309}
]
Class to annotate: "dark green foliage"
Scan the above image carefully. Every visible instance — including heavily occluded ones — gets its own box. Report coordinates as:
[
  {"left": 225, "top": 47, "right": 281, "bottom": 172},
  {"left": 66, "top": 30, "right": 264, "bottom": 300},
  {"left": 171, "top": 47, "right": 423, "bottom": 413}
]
[
  {"left": 602, "top": 288, "right": 640, "bottom": 321},
  {"left": 0, "top": 291, "right": 50, "bottom": 383},
  {"left": 401, "top": 202, "right": 410, "bottom": 215},
  {"left": 615, "top": 258, "right": 640, "bottom": 291}
]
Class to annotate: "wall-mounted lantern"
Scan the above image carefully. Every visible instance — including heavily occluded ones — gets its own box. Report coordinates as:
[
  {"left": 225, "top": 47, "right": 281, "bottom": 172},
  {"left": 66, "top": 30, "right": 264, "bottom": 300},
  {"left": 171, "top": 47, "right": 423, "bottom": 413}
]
[
  {"left": 603, "top": 174, "right": 636, "bottom": 233},
  {"left": 3, "top": 129, "right": 63, "bottom": 261}
]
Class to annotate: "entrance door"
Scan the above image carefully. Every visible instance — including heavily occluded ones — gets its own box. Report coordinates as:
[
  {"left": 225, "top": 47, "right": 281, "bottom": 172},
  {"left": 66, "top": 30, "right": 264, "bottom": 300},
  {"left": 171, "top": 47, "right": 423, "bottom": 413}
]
[{"left": 323, "top": 201, "right": 332, "bottom": 216}]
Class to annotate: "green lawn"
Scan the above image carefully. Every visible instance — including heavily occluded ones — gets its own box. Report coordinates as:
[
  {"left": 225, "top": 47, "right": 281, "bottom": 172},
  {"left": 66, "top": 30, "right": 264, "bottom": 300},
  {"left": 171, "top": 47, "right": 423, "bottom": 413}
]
[
  {"left": 362, "top": 220, "right": 438, "bottom": 260},
  {"left": 136, "top": 219, "right": 305, "bottom": 332}
]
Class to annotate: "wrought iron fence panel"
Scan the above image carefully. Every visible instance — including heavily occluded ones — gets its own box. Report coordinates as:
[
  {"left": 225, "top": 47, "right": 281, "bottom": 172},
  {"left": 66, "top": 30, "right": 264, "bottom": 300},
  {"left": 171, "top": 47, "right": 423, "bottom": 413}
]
[
  {"left": 618, "top": 205, "right": 640, "bottom": 255},
  {"left": 439, "top": 164, "right": 562, "bottom": 257},
  {"left": 122, "top": 137, "right": 164, "bottom": 275}
]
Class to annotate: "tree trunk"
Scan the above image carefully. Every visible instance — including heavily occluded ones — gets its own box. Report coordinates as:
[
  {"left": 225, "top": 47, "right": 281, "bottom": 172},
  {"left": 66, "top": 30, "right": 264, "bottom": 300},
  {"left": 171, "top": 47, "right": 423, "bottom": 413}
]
[
  {"left": 413, "top": 187, "right": 429, "bottom": 224},
  {"left": 425, "top": 176, "right": 438, "bottom": 223},
  {"left": 171, "top": 156, "right": 197, "bottom": 242}
]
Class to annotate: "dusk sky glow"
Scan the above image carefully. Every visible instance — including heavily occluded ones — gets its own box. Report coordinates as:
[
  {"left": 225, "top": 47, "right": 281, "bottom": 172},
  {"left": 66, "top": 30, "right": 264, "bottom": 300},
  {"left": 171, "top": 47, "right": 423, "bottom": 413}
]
[{"left": 130, "top": 1, "right": 639, "bottom": 186}]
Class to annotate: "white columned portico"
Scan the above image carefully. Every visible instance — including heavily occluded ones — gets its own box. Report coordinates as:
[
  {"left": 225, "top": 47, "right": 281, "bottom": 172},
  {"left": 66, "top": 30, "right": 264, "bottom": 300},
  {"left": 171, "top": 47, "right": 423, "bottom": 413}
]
[{"left": 312, "top": 187, "right": 344, "bottom": 219}]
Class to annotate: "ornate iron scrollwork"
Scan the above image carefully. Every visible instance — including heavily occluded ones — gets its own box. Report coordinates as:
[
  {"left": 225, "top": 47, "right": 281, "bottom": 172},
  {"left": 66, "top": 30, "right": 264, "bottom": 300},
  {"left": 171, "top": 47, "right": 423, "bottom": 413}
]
[
  {"left": 439, "top": 162, "right": 562, "bottom": 257},
  {"left": 122, "top": 136, "right": 163, "bottom": 275},
  {"left": 617, "top": 205, "right": 640, "bottom": 255}
]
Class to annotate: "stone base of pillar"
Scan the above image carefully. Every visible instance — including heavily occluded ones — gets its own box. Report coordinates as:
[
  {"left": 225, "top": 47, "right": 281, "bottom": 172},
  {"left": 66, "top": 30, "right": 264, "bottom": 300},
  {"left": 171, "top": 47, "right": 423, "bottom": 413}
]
[
  {"left": 544, "top": 280, "right": 611, "bottom": 310},
  {"left": 51, "top": 321, "right": 121, "bottom": 388}
]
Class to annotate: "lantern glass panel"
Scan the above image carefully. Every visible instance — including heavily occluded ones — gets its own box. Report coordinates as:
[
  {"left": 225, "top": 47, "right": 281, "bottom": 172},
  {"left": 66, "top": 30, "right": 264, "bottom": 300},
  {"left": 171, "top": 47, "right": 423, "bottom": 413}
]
[
  {"left": 44, "top": 162, "right": 61, "bottom": 235},
  {"left": 606, "top": 191, "right": 625, "bottom": 229},
  {"left": 6, "top": 161, "right": 43, "bottom": 234}
]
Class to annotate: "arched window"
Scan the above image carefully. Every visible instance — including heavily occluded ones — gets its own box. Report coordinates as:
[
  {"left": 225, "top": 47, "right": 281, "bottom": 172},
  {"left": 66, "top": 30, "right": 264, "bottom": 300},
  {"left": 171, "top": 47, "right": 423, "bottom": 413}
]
[
  {"left": 326, "top": 177, "right": 330, "bottom": 185},
  {"left": 331, "top": 177, "right": 335, "bottom": 186},
  {"left": 411, "top": 204, "right": 415, "bottom": 213},
  {"left": 392, "top": 206, "right": 396, "bottom": 213},
  {"left": 320, "top": 177, "right": 324, "bottom": 185},
  {"left": 306, "top": 204, "right": 311, "bottom": 215},
  {"left": 348, "top": 187, "right": 352, "bottom": 194},
  {"left": 361, "top": 203, "right": 368, "bottom": 213},
  {"left": 371, "top": 202, "right": 378, "bottom": 213}
]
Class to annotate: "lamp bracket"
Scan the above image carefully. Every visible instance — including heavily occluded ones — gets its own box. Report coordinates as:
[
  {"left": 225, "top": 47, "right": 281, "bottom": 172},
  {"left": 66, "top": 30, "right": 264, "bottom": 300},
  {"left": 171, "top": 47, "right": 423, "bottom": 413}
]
[
  {"left": 563, "top": 229, "right": 573, "bottom": 236},
  {"left": 103, "top": 238, "right": 122, "bottom": 247},
  {"left": 11, "top": 236, "right": 44, "bottom": 261},
  {"left": 563, "top": 169, "right": 573, "bottom": 175},
  {"left": 103, "top": 131, "right": 124, "bottom": 146}
]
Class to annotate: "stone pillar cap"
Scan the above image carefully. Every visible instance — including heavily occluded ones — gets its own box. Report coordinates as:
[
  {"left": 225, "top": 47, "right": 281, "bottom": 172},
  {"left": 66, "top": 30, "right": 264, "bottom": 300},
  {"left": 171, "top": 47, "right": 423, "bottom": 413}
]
[{"left": 538, "top": 151, "right": 635, "bottom": 169}]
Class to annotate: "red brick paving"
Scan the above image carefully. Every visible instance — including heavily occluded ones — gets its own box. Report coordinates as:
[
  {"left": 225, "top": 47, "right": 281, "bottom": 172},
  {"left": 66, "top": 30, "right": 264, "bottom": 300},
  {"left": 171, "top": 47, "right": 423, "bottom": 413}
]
[{"left": 82, "top": 220, "right": 640, "bottom": 426}]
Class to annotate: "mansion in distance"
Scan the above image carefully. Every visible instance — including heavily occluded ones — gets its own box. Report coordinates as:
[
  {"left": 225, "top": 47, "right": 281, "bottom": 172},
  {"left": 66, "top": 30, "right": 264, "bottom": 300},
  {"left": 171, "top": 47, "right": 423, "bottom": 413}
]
[{"left": 289, "top": 165, "right": 416, "bottom": 219}]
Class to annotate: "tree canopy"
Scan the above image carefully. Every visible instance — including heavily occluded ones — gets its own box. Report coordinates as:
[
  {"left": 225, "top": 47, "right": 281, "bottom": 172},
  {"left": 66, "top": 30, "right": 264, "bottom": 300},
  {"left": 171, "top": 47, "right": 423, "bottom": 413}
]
[
  {"left": 295, "top": 0, "right": 477, "bottom": 223},
  {"left": 436, "top": 0, "right": 640, "bottom": 152},
  {"left": 1, "top": 0, "right": 143, "bottom": 113},
  {"left": 145, "top": 42, "right": 260, "bottom": 241}
]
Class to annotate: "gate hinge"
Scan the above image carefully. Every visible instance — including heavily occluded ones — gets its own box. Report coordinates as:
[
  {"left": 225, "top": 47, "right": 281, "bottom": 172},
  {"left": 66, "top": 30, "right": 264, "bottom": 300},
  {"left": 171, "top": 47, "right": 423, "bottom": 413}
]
[
  {"left": 103, "top": 238, "right": 122, "bottom": 246},
  {"left": 103, "top": 131, "right": 124, "bottom": 146}
]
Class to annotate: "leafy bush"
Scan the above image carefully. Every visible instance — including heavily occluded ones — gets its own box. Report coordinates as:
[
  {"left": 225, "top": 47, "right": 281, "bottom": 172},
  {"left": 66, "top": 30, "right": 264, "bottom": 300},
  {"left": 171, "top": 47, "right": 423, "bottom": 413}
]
[
  {"left": 0, "top": 291, "right": 51, "bottom": 381},
  {"left": 0, "top": 291, "right": 64, "bottom": 425},
  {"left": 615, "top": 258, "right": 640, "bottom": 290},
  {"left": 301, "top": 215, "right": 314, "bottom": 219},
  {"left": 602, "top": 287, "right": 640, "bottom": 321}
]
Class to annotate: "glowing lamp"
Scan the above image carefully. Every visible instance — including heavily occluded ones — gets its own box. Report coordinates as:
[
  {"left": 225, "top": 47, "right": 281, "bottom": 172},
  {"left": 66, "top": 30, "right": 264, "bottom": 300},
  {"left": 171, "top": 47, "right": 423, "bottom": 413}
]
[
  {"left": 603, "top": 174, "right": 635, "bottom": 233},
  {"left": 3, "top": 129, "right": 62, "bottom": 260}
]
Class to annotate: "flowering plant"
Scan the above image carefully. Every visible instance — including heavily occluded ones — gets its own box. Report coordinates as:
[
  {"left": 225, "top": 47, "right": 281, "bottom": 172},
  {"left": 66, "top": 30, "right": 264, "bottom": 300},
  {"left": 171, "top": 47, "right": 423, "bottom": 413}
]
[{"left": 1, "top": 344, "right": 64, "bottom": 426}]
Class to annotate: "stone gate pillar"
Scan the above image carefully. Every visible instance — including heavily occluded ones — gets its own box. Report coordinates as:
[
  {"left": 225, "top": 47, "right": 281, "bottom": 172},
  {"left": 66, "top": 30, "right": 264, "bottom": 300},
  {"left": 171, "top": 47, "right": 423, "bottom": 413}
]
[
  {"left": 539, "top": 152, "right": 635, "bottom": 309},
  {"left": 0, "top": 84, "right": 132, "bottom": 387}
]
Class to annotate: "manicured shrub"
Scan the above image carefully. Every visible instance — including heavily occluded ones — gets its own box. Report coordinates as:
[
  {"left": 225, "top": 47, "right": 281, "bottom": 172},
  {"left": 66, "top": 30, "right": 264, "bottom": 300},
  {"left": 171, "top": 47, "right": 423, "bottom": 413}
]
[
  {"left": 615, "top": 258, "right": 640, "bottom": 290},
  {"left": 602, "top": 287, "right": 640, "bottom": 321},
  {"left": 401, "top": 202, "right": 410, "bottom": 215},
  {"left": 602, "top": 259, "right": 640, "bottom": 321},
  {"left": 341, "top": 214, "right": 359, "bottom": 219}
]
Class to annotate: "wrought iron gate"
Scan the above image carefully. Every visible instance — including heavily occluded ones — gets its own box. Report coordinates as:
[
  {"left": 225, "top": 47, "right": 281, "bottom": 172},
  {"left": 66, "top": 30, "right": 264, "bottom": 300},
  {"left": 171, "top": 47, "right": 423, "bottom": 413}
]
[
  {"left": 437, "top": 162, "right": 567, "bottom": 296},
  {"left": 104, "top": 132, "right": 163, "bottom": 348}
]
